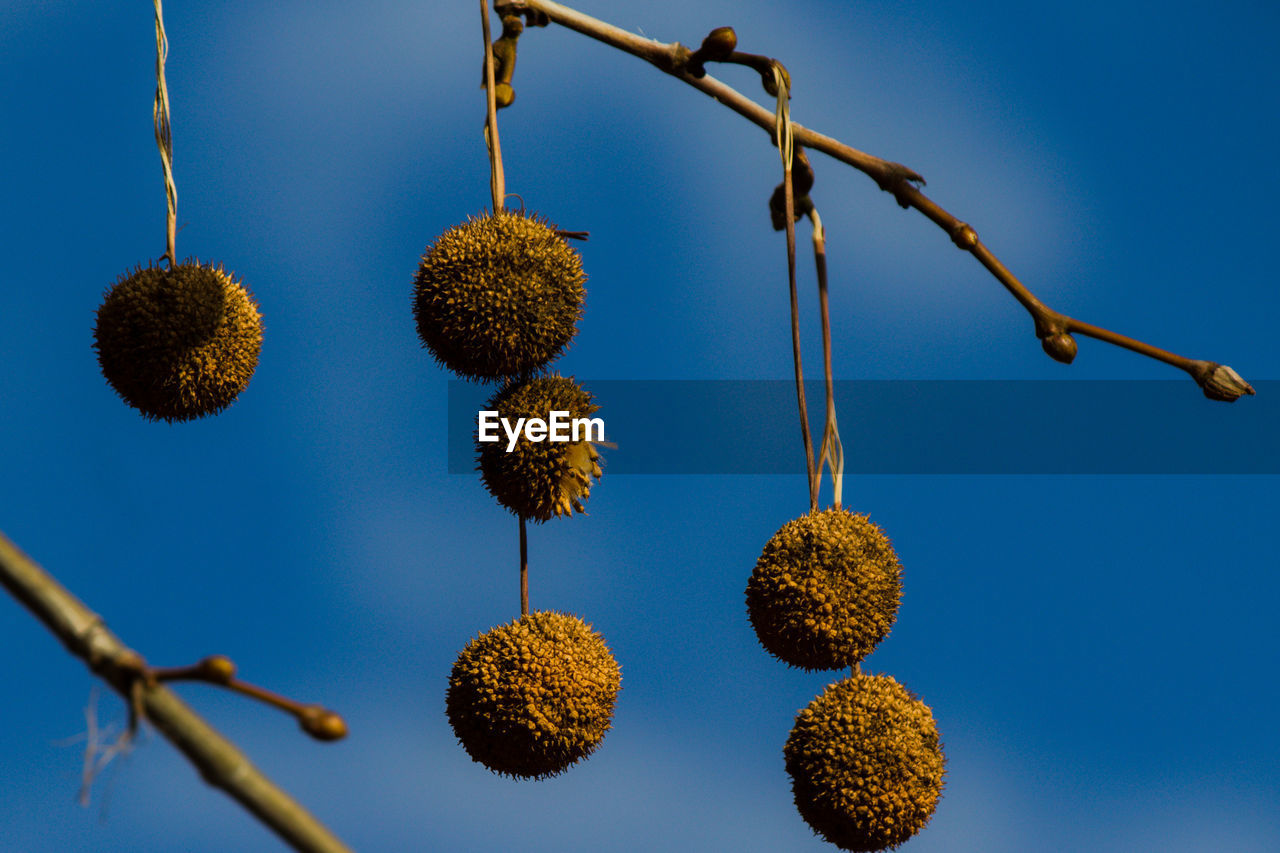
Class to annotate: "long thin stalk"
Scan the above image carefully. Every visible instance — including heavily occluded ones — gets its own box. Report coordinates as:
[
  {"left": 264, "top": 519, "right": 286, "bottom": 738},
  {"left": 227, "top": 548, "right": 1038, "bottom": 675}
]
[
  {"left": 519, "top": 516, "right": 529, "bottom": 616},
  {"left": 810, "top": 209, "right": 842, "bottom": 511},
  {"left": 0, "top": 532, "right": 352, "bottom": 853},
  {"left": 481, "top": 0, "right": 506, "bottom": 211}
]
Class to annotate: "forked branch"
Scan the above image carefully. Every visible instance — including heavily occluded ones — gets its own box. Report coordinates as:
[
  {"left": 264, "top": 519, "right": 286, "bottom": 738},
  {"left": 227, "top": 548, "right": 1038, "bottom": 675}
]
[
  {"left": 0, "top": 532, "right": 352, "bottom": 853},
  {"left": 498, "top": 0, "right": 1253, "bottom": 401}
]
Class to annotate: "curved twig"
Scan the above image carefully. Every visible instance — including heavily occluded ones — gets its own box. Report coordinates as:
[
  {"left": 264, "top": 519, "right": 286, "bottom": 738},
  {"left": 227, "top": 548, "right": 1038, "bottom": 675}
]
[{"left": 501, "top": 0, "right": 1253, "bottom": 401}]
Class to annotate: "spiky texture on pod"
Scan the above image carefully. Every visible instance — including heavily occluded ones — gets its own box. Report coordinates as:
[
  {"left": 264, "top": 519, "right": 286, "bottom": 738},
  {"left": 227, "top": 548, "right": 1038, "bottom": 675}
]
[
  {"left": 746, "top": 509, "right": 902, "bottom": 671},
  {"left": 413, "top": 209, "right": 585, "bottom": 380},
  {"left": 785, "top": 674, "right": 945, "bottom": 852},
  {"left": 477, "top": 375, "right": 602, "bottom": 521},
  {"left": 446, "top": 611, "right": 621, "bottom": 779},
  {"left": 93, "top": 261, "right": 263, "bottom": 422}
]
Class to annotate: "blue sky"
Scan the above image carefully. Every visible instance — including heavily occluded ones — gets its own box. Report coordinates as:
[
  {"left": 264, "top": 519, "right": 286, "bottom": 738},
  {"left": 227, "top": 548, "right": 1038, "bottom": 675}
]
[{"left": 2, "top": 1, "right": 1278, "bottom": 851}]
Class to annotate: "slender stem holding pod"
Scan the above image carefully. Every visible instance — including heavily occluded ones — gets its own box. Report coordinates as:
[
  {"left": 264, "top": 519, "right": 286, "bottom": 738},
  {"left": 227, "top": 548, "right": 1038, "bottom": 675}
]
[
  {"left": 771, "top": 65, "right": 817, "bottom": 512},
  {"left": 152, "top": 0, "right": 178, "bottom": 267},
  {"left": 481, "top": 0, "right": 506, "bottom": 211},
  {"left": 502, "top": 0, "right": 1253, "bottom": 399},
  {"left": 0, "top": 532, "right": 352, "bottom": 853},
  {"left": 810, "top": 208, "right": 844, "bottom": 510},
  {"left": 519, "top": 515, "right": 529, "bottom": 616}
]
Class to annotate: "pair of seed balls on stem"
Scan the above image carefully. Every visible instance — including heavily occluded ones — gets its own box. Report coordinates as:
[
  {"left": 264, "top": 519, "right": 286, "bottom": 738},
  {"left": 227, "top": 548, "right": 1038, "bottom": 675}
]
[
  {"left": 748, "top": 509, "right": 945, "bottom": 851},
  {"left": 414, "top": 208, "right": 619, "bottom": 780}
]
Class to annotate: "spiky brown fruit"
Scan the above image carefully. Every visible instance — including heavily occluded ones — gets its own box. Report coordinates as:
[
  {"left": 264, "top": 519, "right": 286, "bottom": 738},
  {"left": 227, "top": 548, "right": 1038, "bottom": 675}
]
[
  {"left": 746, "top": 509, "right": 902, "bottom": 671},
  {"left": 446, "top": 611, "right": 621, "bottom": 779},
  {"left": 477, "top": 375, "right": 602, "bottom": 521},
  {"left": 93, "top": 261, "right": 262, "bottom": 422},
  {"left": 786, "top": 673, "right": 945, "bottom": 852},
  {"left": 413, "top": 209, "right": 585, "bottom": 380}
]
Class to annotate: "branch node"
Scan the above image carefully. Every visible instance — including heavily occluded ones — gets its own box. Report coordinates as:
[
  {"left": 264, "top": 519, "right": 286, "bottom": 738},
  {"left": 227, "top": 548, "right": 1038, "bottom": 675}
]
[
  {"left": 1032, "top": 313, "right": 1077, "bottom": 364},
  {"left": 874, "top": 162, "right": 927, "bottom": 205},
  {"left": 494, "top": 2, "right": 548, "bottom": 28},
  {"left": 950, "top": 221, "right": 979, "bottom": 250},
  {"left": 663, "top": 42, "right": 694, "bottom": 75},
  {"left": 1040, "top": 332, "right": 1078, "bottom": 364}
]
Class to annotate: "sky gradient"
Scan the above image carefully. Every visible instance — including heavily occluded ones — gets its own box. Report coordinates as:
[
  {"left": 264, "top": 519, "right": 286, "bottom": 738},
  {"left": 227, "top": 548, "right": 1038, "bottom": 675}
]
[{"left": 2, "top": 1, "right": 1278, "bottom": 851}]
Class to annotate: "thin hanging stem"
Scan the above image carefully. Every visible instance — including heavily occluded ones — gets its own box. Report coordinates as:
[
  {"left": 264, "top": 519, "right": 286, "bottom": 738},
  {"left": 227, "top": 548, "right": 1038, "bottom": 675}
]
[
  {"left": 518, "top": 516, "right": 529, "bottom": 616},
  {"left": 772, "top": 63, "right": 817, "bottom": 513},
  {"left": 153, "top": 0, "right": 177, "bottom": 267},
  {"left": 810, "top": 208, "right": 844, "bottom": 510},
  {"left": 480, "top": 0, "right": 506, "bottom": 212}
]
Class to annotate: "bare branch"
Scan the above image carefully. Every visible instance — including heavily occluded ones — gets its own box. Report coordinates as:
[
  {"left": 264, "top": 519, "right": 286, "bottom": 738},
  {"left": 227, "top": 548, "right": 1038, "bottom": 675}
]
[
  {"left": 502, "top": 0, "right": 1253, "bottom": 400},
  {"left": 0, "top": 531, "right": 353, "bottom": 853}
]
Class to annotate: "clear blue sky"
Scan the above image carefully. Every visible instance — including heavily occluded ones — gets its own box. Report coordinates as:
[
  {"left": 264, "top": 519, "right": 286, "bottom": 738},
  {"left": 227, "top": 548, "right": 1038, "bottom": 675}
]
[{"left": 2, "top": 1, "right": 1278, "bottom": 851}]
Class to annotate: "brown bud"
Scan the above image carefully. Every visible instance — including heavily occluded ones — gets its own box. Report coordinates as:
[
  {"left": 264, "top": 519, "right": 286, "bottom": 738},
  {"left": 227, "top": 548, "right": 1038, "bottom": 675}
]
[
  {"left": 1196, "top": 362, "right": 1255, "bottom": 402},
  {"left": 197, "top": 655, "right": 237, "bottom": 684},
  {"left": 494, "top": 83, "right": 515, "bottom": 108},
  {"left": 699, "top": 27, "right": 737, "bottom": 61},
  {"left": 299, "top": 706, "right": 348, "bottom": 742},
  {"left": 1040, "top": 332, "right": 1077, "bottom": 364}
]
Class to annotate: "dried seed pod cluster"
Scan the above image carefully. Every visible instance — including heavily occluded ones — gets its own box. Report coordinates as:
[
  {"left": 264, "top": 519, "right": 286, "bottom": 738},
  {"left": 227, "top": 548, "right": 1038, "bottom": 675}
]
[
  {"left": 746, "top": 509, "right": 944, "bottom": 850},
  {"left": 416, "top": 206, "right": 617, "bottom": 779},
  {"left": 478, "top": 374, "right": 602, "bottom": 521},
  {"left": 94, "top": 261, "right": 263, "bottom": 422},
  {"left": 446, "top": 611, "right": 621, "bottom": 779},
  {"left": 413, "top": 209, "right": 585, "bottom": 381}
]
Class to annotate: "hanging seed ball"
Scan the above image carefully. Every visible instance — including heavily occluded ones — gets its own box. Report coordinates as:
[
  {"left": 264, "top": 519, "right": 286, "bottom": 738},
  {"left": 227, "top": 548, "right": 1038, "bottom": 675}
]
[
  {"left": 477, "top": 374, "right": 603, "bottom": 521},
  {"left": 446, "top": 611, "right": 622, "bottom": 779},
  {"left": 786, "top": 673, "right": 945, "bottom": 852},
  {"left": 746, "top": 509, "right": 902, "bottom": 671},
  {"left": 413, "top": 209, "right": 585, "bottom": 380},
  {"left": 93, "top": 261, "right": 263, "bottom": 422}
]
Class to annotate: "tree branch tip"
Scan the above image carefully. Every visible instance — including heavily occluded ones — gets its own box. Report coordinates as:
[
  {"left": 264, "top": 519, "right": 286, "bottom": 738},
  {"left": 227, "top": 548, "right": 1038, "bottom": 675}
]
[
  {"left": 298, "top": 707, "right": 349, "bottom": 742},
  {"left": 1192, "top": 361, "right": 1255, "bottom": 402}
]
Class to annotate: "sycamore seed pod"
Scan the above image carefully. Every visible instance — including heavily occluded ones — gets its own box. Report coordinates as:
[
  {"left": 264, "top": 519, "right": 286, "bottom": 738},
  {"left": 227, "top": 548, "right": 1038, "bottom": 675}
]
[
  {"left": 413, "top": 209, "right": 586, "bottom": 380},
  {"left": 746, "top": 509, "right": 902, "bottom": 671},
  {"left": 477, "top": 375, "right": 603, "bottom": 521},
  {"left": 785, "top": 673, "right": 945, "bottom": 852},
  {"left": 446, "top": 611, "right": 621, "bottom": 779},
  {"left": 93, "top": 261, "right": 263, "bottom": 422}
]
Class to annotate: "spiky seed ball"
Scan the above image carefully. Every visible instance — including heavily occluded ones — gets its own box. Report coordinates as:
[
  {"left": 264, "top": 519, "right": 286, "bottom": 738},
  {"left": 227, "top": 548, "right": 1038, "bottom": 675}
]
[
  {"left": 446, "top": 611, "right": 621, "bottom": 779},
  {"left": 477, "top": 375, "right": 603, "bottom": 521},
  {"left": 93, "top": 261, "right": 263, "bottom": 422},
  {"left": 413, "top": 209, "right": 585, "bottom": 380},
  {"left": 785, "top": 673, "right": 945, "bottom": 852},
  {"left": 746, "top": 509, "right": 902, "bottom": 671}
]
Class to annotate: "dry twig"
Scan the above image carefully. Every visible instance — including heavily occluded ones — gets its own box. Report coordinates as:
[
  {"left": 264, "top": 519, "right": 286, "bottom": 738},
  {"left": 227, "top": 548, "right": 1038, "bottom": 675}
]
[
  {"left": 499, "top": 0, "right": 1253, "bottom": 401},
  {"left": 0, "top": 532, "right": 352, "bottom": 853}
]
